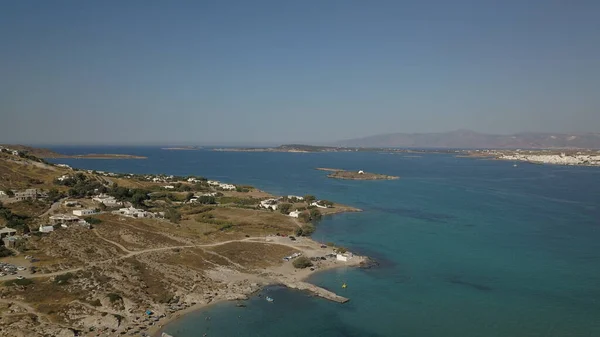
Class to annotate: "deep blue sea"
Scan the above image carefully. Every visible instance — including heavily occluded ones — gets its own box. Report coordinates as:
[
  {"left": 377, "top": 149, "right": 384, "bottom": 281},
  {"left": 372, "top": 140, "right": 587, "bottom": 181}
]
[{"left": 48, "top": 147, "right": 600, "bottom": 337}]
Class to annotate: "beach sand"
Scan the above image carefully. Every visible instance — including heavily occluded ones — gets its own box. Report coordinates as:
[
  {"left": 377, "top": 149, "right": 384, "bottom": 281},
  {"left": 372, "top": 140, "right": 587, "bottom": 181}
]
[{"left": 149, "top": 236, "right": 364, "bottom": 337}]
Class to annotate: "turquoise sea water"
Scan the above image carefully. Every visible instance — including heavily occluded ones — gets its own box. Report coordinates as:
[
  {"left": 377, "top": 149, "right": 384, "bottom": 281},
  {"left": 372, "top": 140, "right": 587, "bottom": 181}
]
[{"left": 49, "top": 148, "right": 600, "bottom": 337}]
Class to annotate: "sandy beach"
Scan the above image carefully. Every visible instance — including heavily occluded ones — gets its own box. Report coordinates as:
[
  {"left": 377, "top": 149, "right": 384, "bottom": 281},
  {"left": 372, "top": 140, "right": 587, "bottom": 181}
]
[{"left": 149, "top": 236, "right": 365, "bottom": 337}]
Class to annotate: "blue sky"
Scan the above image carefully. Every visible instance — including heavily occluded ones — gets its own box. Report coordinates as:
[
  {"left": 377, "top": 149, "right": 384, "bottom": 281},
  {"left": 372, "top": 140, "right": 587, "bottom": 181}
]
[{"left": 1, "top": 0, "right": 599, "bottom": 145}]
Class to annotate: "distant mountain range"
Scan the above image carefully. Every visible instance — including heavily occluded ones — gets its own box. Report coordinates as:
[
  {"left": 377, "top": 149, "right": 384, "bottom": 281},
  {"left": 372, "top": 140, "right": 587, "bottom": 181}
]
[{"left": 334, "top": 130, "right": 600, "bottom": 149}]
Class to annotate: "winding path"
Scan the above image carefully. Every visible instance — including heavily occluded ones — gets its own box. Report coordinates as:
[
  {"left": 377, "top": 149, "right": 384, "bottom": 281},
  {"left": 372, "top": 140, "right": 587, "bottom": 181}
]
[{"left": 1, "top": 236, "right": 297, "bottom": 281}]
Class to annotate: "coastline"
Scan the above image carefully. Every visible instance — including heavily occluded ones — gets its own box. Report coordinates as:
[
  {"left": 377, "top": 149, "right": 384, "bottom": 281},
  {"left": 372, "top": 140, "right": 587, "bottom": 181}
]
[{"left": 151, "top": 237, "right": 366, "bottom": 337}]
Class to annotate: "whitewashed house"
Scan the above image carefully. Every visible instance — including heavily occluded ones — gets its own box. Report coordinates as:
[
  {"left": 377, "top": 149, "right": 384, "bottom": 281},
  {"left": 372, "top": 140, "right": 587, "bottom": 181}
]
[
  {"left": 358, "top": 170, "right": 365, "bottom": 174},
  {"left": 260, "top": 199, "right": 279, "bottom": 211},
  {"left": 310, "top": 201, "right": 328, "bottom": 209},
  {"left": 287, "top": 195, "right": 304, "bottom": 201},
  {"left": 49, "top": 214, "right": 80, "bottom": 225},
  {"left": 162, "top": 185, "right": 175, "bottom": 189},
  {"left": 288, "top": 210, "right": 301, "bottom": 218},
  {"left": 92, "top": 194, "right": 121, "bottom": 206},
  {"left": 112, "top": 207, "right": 150, "bottom": 218},
  {"left": 336, "top": 253, "right": 353, "bottom": 262},
  {"left": 72, "top": 209, "right": 97, "bottom": 216},
  {"left": 219, "top": 183, "right": 236, "bottom": 190}
]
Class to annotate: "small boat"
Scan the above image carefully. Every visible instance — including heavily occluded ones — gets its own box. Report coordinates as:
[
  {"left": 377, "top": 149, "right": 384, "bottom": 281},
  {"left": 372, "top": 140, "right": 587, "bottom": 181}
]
[
  {"left": 513, "top": 164, "right": 518, "bottom": 167},
  {"left": 342, "top": 283, "right": 347, "bottom": 289},
  {"left": 266, "top": 296, "right": 274, "bottom": 302}
]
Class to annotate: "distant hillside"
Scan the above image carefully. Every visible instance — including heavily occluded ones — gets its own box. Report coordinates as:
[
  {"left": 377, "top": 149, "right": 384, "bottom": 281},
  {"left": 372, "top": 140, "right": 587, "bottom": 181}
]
[{"left": 335, "top": 130, "right": 600, "bottom": 149}]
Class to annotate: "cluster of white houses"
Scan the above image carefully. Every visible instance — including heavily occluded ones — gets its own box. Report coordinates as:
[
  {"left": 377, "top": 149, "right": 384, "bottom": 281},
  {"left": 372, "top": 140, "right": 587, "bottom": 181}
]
[
  {"left": 207, "top": 180, "right": 236, "bottom": 190},
  {"left": 92, "top": 194, "right": 123, "bottom": 207},
  {"left": 0, "top": 146, "right": 22, "bottom": 157},
  {"left": 112, "top": 206, "right": 164, "bottom": 219}
]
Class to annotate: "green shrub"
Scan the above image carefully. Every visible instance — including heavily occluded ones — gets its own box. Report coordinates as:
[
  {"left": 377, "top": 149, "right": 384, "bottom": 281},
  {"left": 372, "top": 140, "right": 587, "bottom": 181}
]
[
  {"left": 54, "top": 272, "right": 75, "bottom": 285},
  {"left": 84, "top": 217, "right": 102, "bottom": 224},
  {"left": 0, "top": 246, "right": 14, "bottom": 257},
  {"left": 278, "top": 203, "right": 292, "bottom": 214},
  {"left": 292, "top": 256, "right": 313, "bottom": 269},
  {"left": 107, "top": 293, "right": 122, "bottom": 303},
  {"left": 5, "top": 278, "right": 34, "bottom": 286},
  {"left": 90, "top": 299, "right": 102, "bottom": 307}
]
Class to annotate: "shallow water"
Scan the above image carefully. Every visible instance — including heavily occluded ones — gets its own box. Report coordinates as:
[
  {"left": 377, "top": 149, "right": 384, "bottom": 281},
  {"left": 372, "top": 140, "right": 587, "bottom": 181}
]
[{"left": 50, "top": 148, "right": 600, "bottom": 337}]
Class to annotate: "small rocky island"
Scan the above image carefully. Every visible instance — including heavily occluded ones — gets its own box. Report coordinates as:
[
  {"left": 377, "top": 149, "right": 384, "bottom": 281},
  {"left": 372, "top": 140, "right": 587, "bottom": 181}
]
[{"left": 316, "top": 168, "right": 399, "bottom": 180}]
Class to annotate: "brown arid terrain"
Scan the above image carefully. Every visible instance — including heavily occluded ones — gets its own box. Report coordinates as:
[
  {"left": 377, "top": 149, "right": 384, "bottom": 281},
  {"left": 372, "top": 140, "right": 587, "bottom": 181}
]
[
  {"left": 316, "top": 167, "right": 399, "bottom": 180},
  {"left": 0, "top": 149, "right": 365, "bottom": 337}
]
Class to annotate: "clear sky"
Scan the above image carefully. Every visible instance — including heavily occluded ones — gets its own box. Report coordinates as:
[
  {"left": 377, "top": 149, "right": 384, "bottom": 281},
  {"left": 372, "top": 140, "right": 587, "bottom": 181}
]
[{"left": 1, "top": 0, "right": 599, "bottom": 145}]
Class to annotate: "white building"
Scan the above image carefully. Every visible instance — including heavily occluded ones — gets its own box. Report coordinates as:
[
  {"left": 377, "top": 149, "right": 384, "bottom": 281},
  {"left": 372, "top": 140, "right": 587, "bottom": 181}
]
[
  {"left": 56, "top": 164, "right": 72, "bottom": 169},
  {"left": 287, "top": 195, "right": 304, "bottom": 201},
  {"left": 288, "top": 210, "right": 301, "bottom": 218},
  {"left": 57, "top": 175, "right": 71, "bottom": 182},
  {"left": 207, "top": 180, "right": 220, "bottom": 186},
  {"left": 358, "top": 170, "right": 364, "bottom": 174},
  {"left": 72, "top": 209, "right": 97, "bottom": 216},
  {"left": 162, "top": 185, "right": 175, "bottom": 189},
  {"left": 11, "top": 150, "right": 20, "bottom": 156},
  {"left": 310, "top": 201, "right": 328, "bottom": 209},
  {"left": 112, "top": 207, "right": 151, "bottom": 218},
  {"left": 49, "top": 214, "right": 80, "bottom": 225},
  {"left": 219, "top": 183, "right": 236, "bottom": 190},
  {"left": 260, "top": 199, "right": 279, "bottom": 211},
  {"left": 92, "top": 194, "right": 122, "bottom": 206},
  {"left": 336, "top": 253, "right": 353, "bottom": 262},
  {"left": 39, "top": 225, "right": 54, "bottom": 233}
]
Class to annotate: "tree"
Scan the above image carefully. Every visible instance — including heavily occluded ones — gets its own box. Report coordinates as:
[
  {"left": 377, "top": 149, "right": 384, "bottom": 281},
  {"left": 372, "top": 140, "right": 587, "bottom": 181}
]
[
  {"left": 303, "top": 195, "right": 316, "bottom": 203},
  {"left": 131, "top": 192, "right": 149, "bottom": 207},
  {"left": 198, "top": 196, "right": 216, "bottom": 204},
  {"left": 302, "top": 224, "right": 315, "bottom": 236},
  {"left": 279, "top": 203, "right": 292, "bottom": 214},
  {"left": 320, "top": 200, "right": 334, "bottom": 208},
  {"left": 298, "top": 212, "right": 311, "bottom": 223},
  {"left": 5, "top": 190, "right": 14, "bottom": 198},
  {"left": 309, "top": 209, "right": 322, "bottom": 221},
  {"left": 47, "top": 188, "right": 62, "bottom": 203},
  {"left": 185, "top": 192, "right": 194, "bottom": 202},
  {"left": 292, "top": 256, "right": 313, "bottom": 269},
  {"left": 165, "top": 208, "right": 181, "bottom": 224},
  {"left": 295, "top": 224, "right": 315, "bottom": 237}
]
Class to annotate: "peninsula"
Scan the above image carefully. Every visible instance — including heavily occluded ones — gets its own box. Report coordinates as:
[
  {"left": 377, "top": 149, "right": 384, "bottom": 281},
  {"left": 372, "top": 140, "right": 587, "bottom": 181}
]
[
  {"left": 317, "top": 168, "right": 399, "bottom": 180},
  {"left": 0, "top": 145, "right": 146, "bottom": 159},
  {"left": 0, "top": 148, "right": 365, "bottom": 337}
]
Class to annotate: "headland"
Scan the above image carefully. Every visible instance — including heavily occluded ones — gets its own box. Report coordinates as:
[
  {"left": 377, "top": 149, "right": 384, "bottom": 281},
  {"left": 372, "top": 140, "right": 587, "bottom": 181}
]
[{"left": 0, "top": 147, "right": 365, "bottom": 337}]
